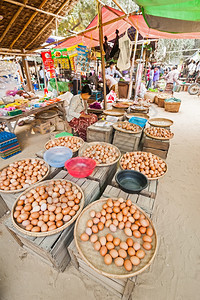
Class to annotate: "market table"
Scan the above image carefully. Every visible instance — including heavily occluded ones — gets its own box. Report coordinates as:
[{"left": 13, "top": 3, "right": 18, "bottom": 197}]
[{"left": 0, "top": 100, "right": 67, "bottom": 133}]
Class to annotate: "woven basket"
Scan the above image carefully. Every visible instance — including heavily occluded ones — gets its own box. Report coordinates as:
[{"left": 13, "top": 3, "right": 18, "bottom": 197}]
[
  {"left": 164, "top": 101, "right": 181, "bottom": 112},
  {"left": 158, "top": 98, "right": 165, "bottom": 108}
]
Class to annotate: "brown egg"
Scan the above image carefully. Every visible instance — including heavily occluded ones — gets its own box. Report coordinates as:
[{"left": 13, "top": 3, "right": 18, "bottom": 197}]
[
  {"left": 131, "top": 224, "right": 139, "bottom": 231},
  {"left": 56, "top": 213, "right": 63, "bottom": 221},
  {"left": 47, "top": 221, "right": 55, "bottom": 227},
  {"left": 113, "top": 206, "right": 120, "bottom": 214},
  {"left": 17, "top": 200, "right": 24, "bottom": 206},
  {"left": 122, "top": 207, "right": 129, "bottom": 216},
  {"left": 31, "top": 226, "right": 40, "bottom": 232},
  {"left": 14, "top": 211, "right": 20, "bottom": 218},
  {"left": 92, "top": 225, "right": 98, "bottom": 233},
  {"left": 55, "top": 207, "right": 62, "bottom": 214},
  {"left": 31, "top": 219, "right": 38, "bottom": 226},
  {"left": 41, "top": 224, "right": 48, "bottom": 232},
  {"left": 124, "top": 228, "right": 132, "bottom": 237},
  {"left": 49, "top": 214, "right": 56, "bottom": 222},
  {"left": 133, "top": 230, "right": 141, "bottom": 238},
  {"left": 94, "top": 241, "right": 101, "bottom": 251},
  {"left": 124, "top": 259, "right": 132, "bottom": 271},
  {"left": 136, "top": 249, "right": 145, "bottom": 259},
  {"left": 146, "top": 227, "right": 153, "bottom": 237},
  {"left": 48, "top": 225, "right": 57, "bottom": 231},
  {"left": 20, "top": 213, "right": 29, "bottom": 221},
  {"left": 130, "top": 256, "right": 140, "bottom": 266},
  {"left": 143, "top": 235, "right": 152, "bottom": 243},
  {"left": 106, "top": 207, "right": 112, "bottom": 214},
  {"left": 112, "top": 219, "right": 119, "bottom": 227},
  {"left": 24, "top": 205, "right": 32, "bottom": 212},
  {"left": 140, "top": 219, "right": 149, "bottom": 228},
  {"left": 143, "top": 242, "right": 152, "bottom": 250},
  {"left": 105, "top": 213, "right": 111, "bottom": 220},
  {"left": 37, "top": 220, "right": 44, "bottom": 227},
  {"left": 118, "top": 249, "right": 127, "bottom": 259},
  {"left": 133, "top": 212, "right": 140, "bottom": 220},
  {"left": 106, "top": 233, "right": 113, "bottom": 242},
  {"left": 100, "top": 246, "right": 107, "bottom": 256},
  {"left": 15, "top": 205, "right": 23, "bottom": 211},
  {"left": 115, "top": 257, "right": 124, "bottom": 267},
  {"left": 98, "top": 222, "right": 104, "bottom": 231},
  {"left": 120, "top": 242, "right": 128, "bottom": 251},
  {"left": 81, "top": 233, "right": 89, "bottom": 241},
  {"left": 106, "top": 242, "right": 114, "bottom": 250},
  {"left": 31, "top": 212, "right": 39, "bottom": 219},
  {"left": 107, "top": 199, "right": 113, "bottom": 207},
  {"left": 139, "top": 226, "right": 146, "bottom": 234},
  {"left": 118, "top": 221, "right": 125, "bottom": 230},
  {"left": 90, "top": 210, "right": 96, "bottom": 218},
  {"left": 133, "top": 242, "right": 141, "bottom": 251},
  {"left": 90, "top": 234, "right": 98, "bottom": 243},
  {"left": 116, "top": 212, "right": 123, "bottom": 222},
  {"left": 126, "top": 238, "right": 134, "bottom": 247},
  {"left": 104, "top": 254, "right": 112, "bottom": 265},
  {"left": 113, "top": 238, "right": 121, "bottom": 247},
  {"left": 56, "top": 220, "right": 63, "bottom": 228},
  {"left": 93, "top": 217, "right": 100, "bottom": 224},
  {"left": 87, "top": 220, "right": 93, "bottom": 227},
  {"left": 127, "top": 247, "right": 135, "bottom": 256},
  {"left": 126, "top": 199, "right": 132, "bottom": 207},
  {"left": 26, "top": 224, "right": 33, "bottom": 231},
  {"left": 99, "top": 236, "right": 106, "bottom": 246},
  {"left": 109, "top": 224, "right": 117, "bottom": 232},
  {"left": 110, "top": 249, "right": 118, "bottom": 259},
  {"left": 105, "top": 220, "right": 112, "bottom": 228},
  {"left": 43, "top": 215, "right": 49, "bottom": 223},
  {"left": 69, "top": 210, "right": 76, "bottom": 216}
]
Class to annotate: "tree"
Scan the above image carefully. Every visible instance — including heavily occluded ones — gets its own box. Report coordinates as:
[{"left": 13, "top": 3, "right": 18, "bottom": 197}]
[
  {"left": 58, "top": 0, "right": 138, "bottom": 36},
  {"left": 155, "top": 39, "right": 195, "bottom": 64}
]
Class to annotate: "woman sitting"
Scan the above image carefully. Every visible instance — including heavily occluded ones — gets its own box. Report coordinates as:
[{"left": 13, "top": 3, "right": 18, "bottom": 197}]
[{"left": 67, "top": 85, "right": 98, "bottom": 141}]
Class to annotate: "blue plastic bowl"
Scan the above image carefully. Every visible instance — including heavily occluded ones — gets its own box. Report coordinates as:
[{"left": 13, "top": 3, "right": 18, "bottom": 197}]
[
  {"left": 44, "top": 146, "right": 73, "bottom": 168},
  {"left": 129, "top": 117, "right": 147, "bottom": 128}
]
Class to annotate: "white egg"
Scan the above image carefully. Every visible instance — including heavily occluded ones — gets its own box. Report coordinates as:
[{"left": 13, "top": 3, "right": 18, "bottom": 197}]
[
  {"left": 32, "top": 205, "right": 40, "bottom": 212},
  {"left": 41, "top": 203, "right": 47, "bottom": 211}
]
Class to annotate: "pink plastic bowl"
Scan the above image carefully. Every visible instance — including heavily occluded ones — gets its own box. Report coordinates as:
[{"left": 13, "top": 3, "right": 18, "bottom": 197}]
[{"left": 65, "top": 157, "right": 96, "bottom": 178}]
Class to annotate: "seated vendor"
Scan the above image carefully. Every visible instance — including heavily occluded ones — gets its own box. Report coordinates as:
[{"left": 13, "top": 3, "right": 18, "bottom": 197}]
[
  {"left": 105, "top": 75, "right": 118, "bottom": 96},
  {"left": 67, "top": 84, "right": 98, "bottom": 141}
]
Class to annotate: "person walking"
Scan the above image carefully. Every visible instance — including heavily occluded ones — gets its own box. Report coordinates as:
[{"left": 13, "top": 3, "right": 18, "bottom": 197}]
[
  {"left": 147, "top": 66, "right": 154, "bottom": 89},
  {"left": 164, "top": 67, "right": 179, "bottom": 95},
  {"left": 153, "top": 67, "right": 160, "bottom": 88}
]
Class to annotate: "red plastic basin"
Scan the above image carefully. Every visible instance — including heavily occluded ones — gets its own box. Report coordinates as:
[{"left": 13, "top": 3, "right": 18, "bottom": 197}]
[{"left": 65, "top": 157, "right": 96, "bottom": 178}]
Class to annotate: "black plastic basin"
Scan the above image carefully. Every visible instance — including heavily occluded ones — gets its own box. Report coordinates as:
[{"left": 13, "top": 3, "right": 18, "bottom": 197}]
[{"left": 116, "top": 170, "right": 149, "bottom": 194}]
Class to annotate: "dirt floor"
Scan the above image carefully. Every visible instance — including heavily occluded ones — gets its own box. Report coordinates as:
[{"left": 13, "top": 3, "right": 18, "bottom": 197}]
[{"left": 0, "top": 92, "right": 200, "bottom": 300}]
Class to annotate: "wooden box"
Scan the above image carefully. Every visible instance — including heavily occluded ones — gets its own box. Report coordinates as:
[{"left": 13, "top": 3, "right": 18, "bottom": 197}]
[
  {"left": 142, "top": 135, "right": 169, "bottom": 159},
  {"left": 87, "top": 123, "right": 114, "bottom": 143},
  {"left": 33, "top": 120, "right": 51, "bottom": 135},
  {"left": 112, "top": 130, "right": 142, "bottom": 153},
  {"left": 68, "top": 240, "right": 136, "bottom": 300},
  {"left": 4, "top": 170, "right": 101, "bottom": 272}
]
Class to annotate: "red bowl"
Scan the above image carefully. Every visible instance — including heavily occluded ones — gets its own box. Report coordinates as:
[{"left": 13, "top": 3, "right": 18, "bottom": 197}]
[{"left": 65, "top": 157, "right": 96, "bottom": 178}]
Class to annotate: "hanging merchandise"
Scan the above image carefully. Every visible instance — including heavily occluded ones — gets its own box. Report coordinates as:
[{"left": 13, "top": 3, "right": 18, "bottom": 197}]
[
  {"left": 103, "top": 36, "right": 111, "bottom": 61},
  {"left": 41, "top": 51, "right": 56, "bottom": 78},
  {"left": 117, "top": 31, "right": 132, "bottom": 71},
  {"left": 76, "top": 45, "right": 90, "bottom": 73},
  {"left": 110, "top": 30, "right": 120, "bottom": 59}
]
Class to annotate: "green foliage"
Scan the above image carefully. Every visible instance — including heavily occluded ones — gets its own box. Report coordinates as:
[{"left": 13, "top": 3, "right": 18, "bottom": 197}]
[
  {"left": 155, "top": 39, "right": 195, "bottom": 64},
  {"left": 58, "top": 0, "right": 138, "bottom": 36}
]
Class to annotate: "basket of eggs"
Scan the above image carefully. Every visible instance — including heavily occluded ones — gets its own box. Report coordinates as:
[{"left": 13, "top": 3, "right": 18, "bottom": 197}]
[{"left": 75, "top": 197, "right": 158, "bottom": 278}]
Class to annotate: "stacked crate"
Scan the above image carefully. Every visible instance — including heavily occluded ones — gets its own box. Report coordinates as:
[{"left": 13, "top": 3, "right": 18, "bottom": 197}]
[{"left": 0, "top": 131, "right": 21, "bottom": 159}]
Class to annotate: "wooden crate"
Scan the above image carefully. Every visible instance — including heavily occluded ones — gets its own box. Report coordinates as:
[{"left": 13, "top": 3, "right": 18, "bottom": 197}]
[
  {"left": 142, "top": 135, "right": 169, "bottom": 159},
  {"left": 4, "top": 169, "right": 100, "bottom": 272},
  {"left": 68, "top": 240, "right": 136, "bottom": 300},
  {"left": 0, "top": 194, "right": 9, "bottom": 218},
  {"left": 87, "top": 123, "right": 114, "bottom": 143},
  {"left": 113, "top": 130, "right": 142, "bottom": 153},
  {"left": 87, "top": 164, "right": 117, "bottom": 192}
]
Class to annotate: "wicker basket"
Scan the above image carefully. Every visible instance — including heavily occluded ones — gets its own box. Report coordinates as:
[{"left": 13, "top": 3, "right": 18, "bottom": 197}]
[
  {"left": 164, "top": 101, "right": 181, "bottom": 112},
  {"left": 158, "top": 97, "right": 165, "bottom": 108}
]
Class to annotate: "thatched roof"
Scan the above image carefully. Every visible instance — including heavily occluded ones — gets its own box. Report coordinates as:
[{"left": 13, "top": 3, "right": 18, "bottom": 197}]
[{"left": 0, "top": 0, "right": 78, "bottom": 51}]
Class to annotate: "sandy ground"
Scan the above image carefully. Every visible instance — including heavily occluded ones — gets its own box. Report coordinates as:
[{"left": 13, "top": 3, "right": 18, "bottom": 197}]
[{"left": 0, "top": 92, "right": 200, "bottom": 300}]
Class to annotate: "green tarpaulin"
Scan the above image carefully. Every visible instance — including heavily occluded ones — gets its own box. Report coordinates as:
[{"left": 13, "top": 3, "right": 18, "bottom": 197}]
[{"left": 135, "top": 0, "right": 200, "bottom": 33}]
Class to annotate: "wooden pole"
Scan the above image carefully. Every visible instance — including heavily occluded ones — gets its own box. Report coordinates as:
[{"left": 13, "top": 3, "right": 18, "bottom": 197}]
[
  {"left": 21, "top": 49, "right": 33, "bottom": 92},
  {"left": 111, "top": 0, "right": 127, "bottom": 14},
  {"left": 34, "top": 58, "right": 40, "bottom": 88},
  {"left": 128, "top": 30, "right": 138, "bottom": 99},
  {"left": 98, "top": 2, "right": 107, "bottom": 109},
  {"left": 134, "top": 41, "right": 145, "bottom": 100}
]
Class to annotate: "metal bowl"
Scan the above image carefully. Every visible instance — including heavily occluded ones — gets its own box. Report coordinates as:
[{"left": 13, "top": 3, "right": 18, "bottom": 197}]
[{"left": 116, "top": 170, "right": 148, "bottom": 194}]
